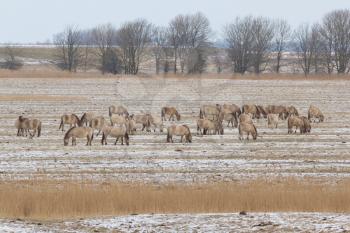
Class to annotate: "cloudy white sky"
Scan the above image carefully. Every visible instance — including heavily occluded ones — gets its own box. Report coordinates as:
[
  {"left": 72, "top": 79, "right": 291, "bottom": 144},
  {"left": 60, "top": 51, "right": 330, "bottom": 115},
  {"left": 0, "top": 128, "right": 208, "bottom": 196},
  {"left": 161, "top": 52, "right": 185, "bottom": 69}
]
[{"left": 2, "top": 0, "right": 350, "bottom": 43}]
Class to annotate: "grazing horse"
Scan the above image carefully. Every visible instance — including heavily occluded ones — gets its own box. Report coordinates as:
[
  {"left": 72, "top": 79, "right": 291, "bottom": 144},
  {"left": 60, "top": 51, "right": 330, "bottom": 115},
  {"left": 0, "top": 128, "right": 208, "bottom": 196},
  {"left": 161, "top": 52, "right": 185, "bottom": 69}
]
[
  {"left": 218, "top": 109, "right": 238, "bottom": 128},
  {"left": 199, "top": 104, "right": 221, "bottom": 120},
  {"left": 109, "top": 105, "right": 129, "bottom": 118},
  {"left": 89, "top": 116, "right": 105, "bottom": 136},
  {"left": 197, "top": 119, "right": 224, "bottom": 135},
  {"left": 222, "top": 104, "right": 241, "bottom": 118},
  {"left": 130, "top": 114, "right": 151, "bottom": 132},
  {"left": 256, "top": 105, "right": 268, "bottom": 119},
  {"left": 308, "top": 105, "right": 324, "bottom": 123},
  {"left": 167, "top": 125, "right": 192, "bottom": 143},
  {"left": 239, "top": 122, "right": 257, "bottom": 140},
  {"left": 300, "top": 116, "right": 311, "bottom": 134},
  {"left": 266, "top": 105, "right": 288, "bottom": 120},
  {"left": 80, "top": 112, "right": 95, "bottom": 126},
  {"left": 267, "top": 114, "right": 279, "bottom": 129},
  {"left": 242, "top": 104, "right": 260, "bottom": 119},
  {"left": 63, "top": 127, "right": 94, "bottom": 146},
  {"left": 149, "top": 115, "right": 164, "bottom": 132},
  {"left": 15, "top": 116, "right": 41, "bottom": 138},
  {"left": 59, "top": 114, "right": 81, "bottom": 131},
  {"left": 101, "top": 125, "right": 129, "bottom": 146},
  {"left": 161, "top": 107, "right": 181, "bottom": 121},
  {"left": 288, "top": 116, "right": 305, "bottom": 134}
]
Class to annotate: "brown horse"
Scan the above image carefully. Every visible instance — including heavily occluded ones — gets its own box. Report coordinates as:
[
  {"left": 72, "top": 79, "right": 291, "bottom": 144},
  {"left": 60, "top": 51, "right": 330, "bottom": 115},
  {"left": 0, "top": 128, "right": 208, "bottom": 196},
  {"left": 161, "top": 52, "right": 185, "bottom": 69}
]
[
  {"left": 89, "top": 116, "right": 105, "bottom": 136},
  {"left": 308, "top": 105, "right": 324, "bottom": 123},
  {"left": 266, "top": 105, "right": 288, "bottom": 120},
  {"left": 130, "top": 114, "right": 151, "bottom": 132},
  {"left": 109, "top": 105, "right": 129, "bottom": 117},
  {"left": 101, "top": 125, "right": 129, "bottom": 146},
  {"left": 300, "top": 116, "right": 311, "bottom": 134},
  {"left": 199, "top": 104, "right": 221, "bottom": 120},
  {"left": 64, "top": 127, "right": 94, "bottom": 146},
  {"left": 80, "top": 112, "right": 95, "bottom": 126},
  {"left": 220, "top": 106, "right": 239, "bottom": 128},
  {"left": 161, "top": 107, "right": 181, "bottom": 121},
  {"left": 149, "top": 115, "right": 164, "bottom": 132},
  {"left": 167, "top": 125, "right": 192, "bottom": 143},
  {"left": 242, "top": 104, "right": 260, "bottom": 119},
  {"left": 222, "top": 104, "right": 241, "bottom": 118},
  {"left": 288, "top": 116, "right": 305, "bottom": 134},
  {"left": 197, "top": 119, "right": 224, "bottom": 135},
  {"left": 110, "top": 114, "right": 128, "bottom": 126},
  {"left": 256, "top": 105, "right": 268, "bottom": 119},
  {"left": 15, "top": 116, "right": 42, "bottom": 138},
  {"left": 239, "top": 122, "right": 257, "bottom": 140},
  {"left": 287, "top": 106, "right": 299, "bottom": 118},
  {"left": 59, "top": 114, "right": 81, "bottom": 131}
]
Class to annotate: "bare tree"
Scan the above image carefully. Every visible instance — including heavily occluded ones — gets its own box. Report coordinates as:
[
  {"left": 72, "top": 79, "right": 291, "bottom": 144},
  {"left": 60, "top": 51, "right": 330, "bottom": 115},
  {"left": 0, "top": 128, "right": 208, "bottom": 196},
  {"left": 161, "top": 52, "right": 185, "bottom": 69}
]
[
  {"left": 251, "top": 17, "right": 275, "bottom": 74},
  {"left": 294, "top": 24, "right": 321, "bottom": 75},
  {"left": 151, "top": 26, "right": 168, "bottom": 74},
  {"left": 53, "top": 25, "right": 82, "bottom": 72},
  {"left": 321, "top": 9, "right": 350, "bottom": 74},
  {"left": 274, "top": 19, "right": 291, "bottom": 73},
  {"left": 168, "top": 12, "right": 211, "bottom": 74},
  {"left": 116, "top": 19, "right": 152, "bottom": 75},
  {"left": 91, "top": 24, "right": 120, "bottom": 74},
  {"left": 224, "top": 16, "right": 254, "bottom": 74},
  {"left": 80, "top": 29, "right": 93, "bottom": 72},
  {"left": 0, "top": 46, "right": 23, "bottom": 70}
]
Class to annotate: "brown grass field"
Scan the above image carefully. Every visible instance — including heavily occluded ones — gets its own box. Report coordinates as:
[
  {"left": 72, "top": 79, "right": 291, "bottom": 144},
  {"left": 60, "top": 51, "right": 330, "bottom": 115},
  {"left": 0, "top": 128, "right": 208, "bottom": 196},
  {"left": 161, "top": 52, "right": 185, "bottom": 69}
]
[{"left": 0, "top": 178, "right": 349, "bottom": 220}]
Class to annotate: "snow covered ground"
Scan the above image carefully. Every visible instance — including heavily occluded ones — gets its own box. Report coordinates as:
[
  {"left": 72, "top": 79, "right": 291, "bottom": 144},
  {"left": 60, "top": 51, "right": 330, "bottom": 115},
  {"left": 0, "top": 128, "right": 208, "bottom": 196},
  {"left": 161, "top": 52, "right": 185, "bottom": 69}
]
[{"left": 0, "top": 213, "right": 349, "bottom": 232}]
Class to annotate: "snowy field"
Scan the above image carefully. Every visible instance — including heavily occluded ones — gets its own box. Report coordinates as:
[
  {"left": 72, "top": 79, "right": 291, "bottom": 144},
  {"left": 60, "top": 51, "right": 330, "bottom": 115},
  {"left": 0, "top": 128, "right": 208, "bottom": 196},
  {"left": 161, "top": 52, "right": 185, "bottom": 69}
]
[
  {"left": 0, "top": 213, "right": 349, "bottom": 232},
  {"left": 0, "top": 77, "right": 350, "bottom": 184}
]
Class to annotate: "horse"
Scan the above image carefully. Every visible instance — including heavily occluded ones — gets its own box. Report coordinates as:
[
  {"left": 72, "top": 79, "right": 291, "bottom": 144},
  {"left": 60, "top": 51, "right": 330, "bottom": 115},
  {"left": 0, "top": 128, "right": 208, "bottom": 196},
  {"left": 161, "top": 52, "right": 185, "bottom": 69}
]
[
  {"left": 239, "top": 122, "right": 257, "bottom": 140},
  {"left": 222, "top": 104, "right": 241, "bottom": 118},
  {"left": 15, "top": 116, "right": 41, "bottom": 138},
  {"left": 218, "top": 109, "right": 238, "bottom": 128},
  {"left": 101, "top": 125, "right": 129, "bottom": 146},
  {"left": 80, "top": 112, "right": 95, "bottom": 126},
  {"left": 109, "top": 105, "right": 129, "bottom": 118},
  {"left": 89, "top": 116, "right": 105, "bottom": 136},
  {"left": 63, "top": 127, "right": 94, "bottom": 146},
  {"left": 199, "top": 104, "right": 221, "bottom": 120},
  {"left": 167, "top": 125, "right": 192, "bottom": 143},
  {"left": 59, "top": 114, "right": 81, "bottom": 131},
  {"left": 308, "top": 105, "right": 324, "bottom": 123},
  {"left": 242, "top": 104, "right": 260, "bottom": 119},
  {"left": 149, "top": 115, "right": 164, "bottom": 132},
  {"left": 267, "top": 114, "right": 279, "bottom": 129},
  {"left": 130, "top": 114, "right": 151, "bottom": 132},
  {"left": 300, "top": 116, "right": 311, "bottom": 134},
  {"left": 256, "top": 105, "right": 268, "bottom": 119},
  {"left": 197, "top": 119, "right": 224, "bottom": 135},
  {"left": 15, "top": 116, "right": 29, "bottom": 136},
  {"left": 110, "top": 114, "right": 128, "bottom": 126},
  {"left": 288, "top": 116, "right": 305, "bottom": 134},
  {"left": 266, "top": 105, "right": 288, "bottom": 120},
  {"left": 161, "top": 107, "right": 181, "bottom": 121},
  {"left": 126, "top": 118, "right": 137, "bottom": 134},
  {"left": 287, "top": 106, "right": 299, "bottom": 118}
]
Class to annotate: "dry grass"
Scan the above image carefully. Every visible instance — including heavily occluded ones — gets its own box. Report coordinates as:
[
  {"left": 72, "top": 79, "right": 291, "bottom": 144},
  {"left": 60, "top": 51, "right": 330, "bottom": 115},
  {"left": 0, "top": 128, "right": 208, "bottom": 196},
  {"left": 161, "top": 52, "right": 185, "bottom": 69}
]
[{"left": 0, "top": 178, "right": 350, "bottom": 220}]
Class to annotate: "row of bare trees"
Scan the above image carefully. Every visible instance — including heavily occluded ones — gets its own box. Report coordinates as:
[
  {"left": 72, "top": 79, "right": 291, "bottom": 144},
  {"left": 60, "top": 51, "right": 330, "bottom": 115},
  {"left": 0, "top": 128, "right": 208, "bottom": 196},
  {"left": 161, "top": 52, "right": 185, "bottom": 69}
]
[{"left": 52, "top": 9, "right": 350, "bottom": 75}]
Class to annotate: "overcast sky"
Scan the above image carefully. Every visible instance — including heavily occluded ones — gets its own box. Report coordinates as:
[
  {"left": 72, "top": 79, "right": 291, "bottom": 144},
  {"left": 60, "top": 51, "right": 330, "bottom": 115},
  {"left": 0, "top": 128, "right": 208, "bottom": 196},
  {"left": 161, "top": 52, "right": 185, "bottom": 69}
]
[{"left": 2, "top": 0, "right": 350, "bottom": 43}]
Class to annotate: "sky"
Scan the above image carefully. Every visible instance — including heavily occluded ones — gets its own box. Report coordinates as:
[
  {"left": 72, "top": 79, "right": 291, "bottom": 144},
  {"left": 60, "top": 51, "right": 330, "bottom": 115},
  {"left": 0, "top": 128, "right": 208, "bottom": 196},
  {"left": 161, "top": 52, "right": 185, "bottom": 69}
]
[{"left": 1, "top": 0, "right": 350, "bottom": 43}]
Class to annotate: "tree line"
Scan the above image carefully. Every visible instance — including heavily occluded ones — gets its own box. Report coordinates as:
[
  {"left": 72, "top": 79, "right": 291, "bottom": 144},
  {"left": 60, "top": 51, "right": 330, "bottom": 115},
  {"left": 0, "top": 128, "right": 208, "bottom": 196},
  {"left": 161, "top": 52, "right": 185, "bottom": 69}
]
[{"left": 53, "top": 9, "right": 350, "bottom": 75}]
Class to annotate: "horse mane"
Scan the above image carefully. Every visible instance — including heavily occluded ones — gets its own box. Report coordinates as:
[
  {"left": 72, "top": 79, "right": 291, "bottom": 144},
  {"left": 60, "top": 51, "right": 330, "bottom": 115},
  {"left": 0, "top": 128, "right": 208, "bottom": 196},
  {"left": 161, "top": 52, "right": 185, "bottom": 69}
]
[
  {"left": 64, "top": 126, "right": 76, "bottom": 140},
  {"left": 80, "top": 113, "right": 86, "bottom": 121},
  {"left": 72, "top": 114, "right": 81, "bottom": 125}
]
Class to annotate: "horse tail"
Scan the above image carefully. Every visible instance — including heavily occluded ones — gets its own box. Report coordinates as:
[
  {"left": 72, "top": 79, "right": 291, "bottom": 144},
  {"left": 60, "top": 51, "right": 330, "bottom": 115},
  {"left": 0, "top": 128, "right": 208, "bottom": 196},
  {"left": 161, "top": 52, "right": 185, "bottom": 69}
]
[
  {"left": 167, "top": 128, "right": 171, "bottom": 142},
  {"left": 199, "top": 108, "right": 203, "bottom": 119},
  {"left": 37, "top": 121, "right": 42, "bottom": 137},
  {"left": 161, "top": 108, "right": 165, "bottom": 119}
]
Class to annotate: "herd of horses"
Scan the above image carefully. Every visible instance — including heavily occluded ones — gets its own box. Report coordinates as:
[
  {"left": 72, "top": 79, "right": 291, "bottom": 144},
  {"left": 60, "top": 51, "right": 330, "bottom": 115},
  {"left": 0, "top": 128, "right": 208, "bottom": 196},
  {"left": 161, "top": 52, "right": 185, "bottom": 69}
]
[{"left": 14, "top": 104, "right": 324, "bottom": 146}]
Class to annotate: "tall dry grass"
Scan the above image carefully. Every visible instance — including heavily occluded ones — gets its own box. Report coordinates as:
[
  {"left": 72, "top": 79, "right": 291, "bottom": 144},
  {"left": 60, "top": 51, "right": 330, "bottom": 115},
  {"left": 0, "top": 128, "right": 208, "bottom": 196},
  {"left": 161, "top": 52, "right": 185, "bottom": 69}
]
[{"left": 0, "top": 179, "right": 350, "bottom": 220}]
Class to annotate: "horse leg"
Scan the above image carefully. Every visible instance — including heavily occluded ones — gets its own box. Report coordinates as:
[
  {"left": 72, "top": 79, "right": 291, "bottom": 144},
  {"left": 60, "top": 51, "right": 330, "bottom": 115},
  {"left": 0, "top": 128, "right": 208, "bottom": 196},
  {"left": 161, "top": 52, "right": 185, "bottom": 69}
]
[
  {"left": 121, "top": 137, "right": 124, "bottom": 145},
  {"left": 180, "top": 136, "right": 183, "bottom": 143}
]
